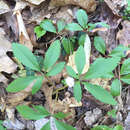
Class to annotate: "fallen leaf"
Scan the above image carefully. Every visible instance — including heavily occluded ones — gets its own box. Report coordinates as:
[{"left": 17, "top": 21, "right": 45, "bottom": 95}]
[
  {"left": 24, "top": 0, "right": 46, "bottom": 5},
  {"left": 0, "top": 28, "right": 17, "bottom": 73},
  {"left": 49, "top": 0, "right": 96, "bottom": 13},
  {"left": 104, "top": 0, "right": 127, "bottom": 15},
  {"left": 117, "top": 21, "right": 130, "bottom": 47},
  {"left": 0, "top": 0, "right": 10, "bottom": 15},
  {"left": 14, "top": 6, "right": 33, "bottom": 50}
]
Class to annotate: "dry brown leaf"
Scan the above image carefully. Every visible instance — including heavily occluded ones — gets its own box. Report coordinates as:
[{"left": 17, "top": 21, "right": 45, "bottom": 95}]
[
  {"left": 0, "top": 73, "right": 8, "bottom": 84},
  {"left": 49, "top": 0, "right": 96, "bottom": 13},
  {"left": 24, "top": 0, "right": 45, "bottom": 5},
  {"left": 0, "top": 0, "right": 10, "bottom": 15},
  {"left": 117, "top": 21, "right": 130, "bottom": 47},
  {"left": 0, "top": 28, "right": 17, "bottom": 73},
  {"left": 14, "top": 4, "right": 33, "bottom": 50},
  {"left": 89, "top": 78, "right": 111, "bottom": 91},
  {"left": 53, "top": 6, "right": 73, "bottom": 23},
  {"left": 104, "top": 0, "right": 127, "bottom": 15}
]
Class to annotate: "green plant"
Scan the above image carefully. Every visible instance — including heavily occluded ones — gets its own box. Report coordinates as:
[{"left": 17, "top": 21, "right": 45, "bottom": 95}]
[
  {"left": 123, "top": 0, "right": 130, "bottom": 20},
  {"left": 16, "top": 105, "right": 75, "bottom": 130},
  {"left": 92, "top": 124, "right": 123, "bottom": 130},
  {"left": 6, "top": 9, "right": 130, "bottom": 129},
  {"left": 34, "top": 9, "right": 109, "bottom": 55},
  {"left": 0, "top": 121, "right": 6, "bottom": 130}
]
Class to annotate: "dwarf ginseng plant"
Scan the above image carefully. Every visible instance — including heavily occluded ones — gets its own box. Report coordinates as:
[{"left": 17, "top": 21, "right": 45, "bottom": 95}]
[{"left": 6, "top": 9, "right": 130, "bottom": 130}]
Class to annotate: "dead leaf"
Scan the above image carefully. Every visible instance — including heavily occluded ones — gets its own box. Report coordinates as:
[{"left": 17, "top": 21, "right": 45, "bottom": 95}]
[
  {"left": 24, "top": 0, "right": 46, "bottom": 5},
  {"left": 53, "top": 6, "right": 73, "bottom": 23},
  {"left": 14, "top": 5, "right": 33, "bottom": 50},
  {"left": 0, "top": 73, "right": 8, "bottom": 84},
  {"left": 117, "top": 21, "right": 130, "bottom": 47},
  {"left": 0, "top": 28, "right": 17, "bottom": 73},
  {"left": 89, "top": 78, "right": 111, "bottom": 91},
  {"left": 0, "top": 0, "right": 10, "bottom": 15},
  {"left": 104, "top": 0, "right": 127, "bottom": 15},
  {"left": 49, "top": 0, "right": 97, "bottom": 13}
]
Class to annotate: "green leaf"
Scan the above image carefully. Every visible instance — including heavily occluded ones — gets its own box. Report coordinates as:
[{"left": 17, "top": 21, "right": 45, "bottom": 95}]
[
  {"left": 120, "top": 58, "right": 130, "bottom": 75},
  {"left": 100, "top": 72, "right": 114, "bottom": 79},
  {"left": 76, "top": 9, "right": 88, "bottom": 28},
  {"left": 57, "top": 20, "right": 65, "bottom": 33},
  {"left": 6, "top": 76, "right": 38, "bottom": 92},
  {"left": 34, "top": 26, "right": 46, "bottom": 38},
  {"left": 84, "top": 82, "right": 117, "bottom": 105},
  {"left": 111, "top": 79, "right": 121, "bottom": 97},
  {"left": 16, "top": 105, "right": 50, "bottom": 120},
  {"left": 92, "top": 125, "right": 112, "bottom": 130},
  {"left": 47, "top": 62, "right": 65, "bottom": 76},
  {"left": 66, "top": 66, "right": 78, "bottom": 79},
  {"left": 41, "top": 121, "right": 50, "bottom": 130},
  {"left": 113, "top": 125, "right": 123, "bottom": 130},
  {"left": 85, "top": 57, "right": 120, "bottom": 79},
  {"left": 109, "top": 44, "right": 129, "bottom": 58},
  {"left": 54, "top": 118, "right": 76, "bottom": 130},
  {"left": 0, "top": 121, "right": 6, "bottom": 130},
  {"left": 78, "top": 33, "right": 86, "bottom": 46},
  {"left": 62, "top": 37, "right": 74, "bottom": 54},
  {"left": 107, "top": 109, "right": 116, "bottom": 118},
  {"left": 53, "top": 112, "right": 69, "bottom": 120},
  {"left": 32, "top": 105, "right": 50, "bottom": 116},
  {"left": 12, "top": 43, "right": 40, "bottom": 71},
  {"left": 75, "top": 45, "right": 86, "bottom": 74},
  {"left": 32, "top": 76, "right": 44, "bottom": 95},
  {"left": 121, "top": 74, "right": 130, "bottom": 84},
  {"left": 73, "top": 81, "right": 82, "bottom": 102},
  {"left": 65, "top": 23, "right": 83, "bottom": 31},
  {"left": 44, "top": 40, "right": 61, "bottom": 70},
  {"left": 94, "top": 36, "right": 106, "bottom": 54},
  {"left": 40, "top": 19, "right": 56, "bottom": 33}
]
